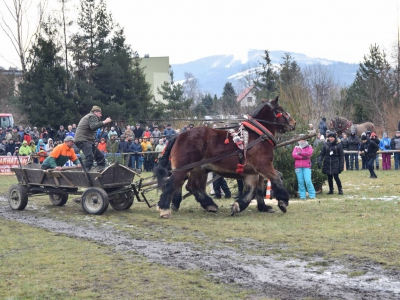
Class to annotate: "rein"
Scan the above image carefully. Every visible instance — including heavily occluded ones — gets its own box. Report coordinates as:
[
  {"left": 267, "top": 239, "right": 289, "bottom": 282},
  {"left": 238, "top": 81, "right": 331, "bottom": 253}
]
[{"left": 171, "top": 136, "right": 264, "bottom": 172}]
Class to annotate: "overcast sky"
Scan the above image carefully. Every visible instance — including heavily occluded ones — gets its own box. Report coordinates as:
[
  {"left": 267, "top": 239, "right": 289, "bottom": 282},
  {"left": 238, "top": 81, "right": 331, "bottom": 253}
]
[{"left": 1, "top": 0, "right": 399, "bottom": 69}]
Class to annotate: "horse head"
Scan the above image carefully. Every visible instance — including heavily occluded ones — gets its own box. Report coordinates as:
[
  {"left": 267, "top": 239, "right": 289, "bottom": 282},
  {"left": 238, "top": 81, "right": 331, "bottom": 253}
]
[
  {"left": 330, "top": 117, "right": 350, "bottom": 132},
  {"left": 253, "top": 96, "right": 296, "bottom": 134}
]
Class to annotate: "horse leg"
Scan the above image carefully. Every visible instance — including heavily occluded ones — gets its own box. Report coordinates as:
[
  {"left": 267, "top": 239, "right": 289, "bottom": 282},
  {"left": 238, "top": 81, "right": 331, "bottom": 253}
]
[
  {"left": 255, "top": 164, "right": 290, "bottom": 213},
  {"left": 255, "top": 176, "right": 275, "bottom": 213},
  {"left": 171, "top": 187, "right": 182, "bottom": 211},
  {"left": 186, "top": 170, "right": 219, "bottom": 212},
  {"left": 231, "top": 175, "right": 259, "bottom": 216},
  {"left": 157, "top": 171, "right": 187, "bottom": 218}
]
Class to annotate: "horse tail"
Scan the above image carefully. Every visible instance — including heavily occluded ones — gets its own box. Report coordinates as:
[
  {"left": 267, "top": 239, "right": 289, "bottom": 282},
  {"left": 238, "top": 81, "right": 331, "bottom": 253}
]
[{"left": 154, "top": 136, "right": 177, "bottom": 189}]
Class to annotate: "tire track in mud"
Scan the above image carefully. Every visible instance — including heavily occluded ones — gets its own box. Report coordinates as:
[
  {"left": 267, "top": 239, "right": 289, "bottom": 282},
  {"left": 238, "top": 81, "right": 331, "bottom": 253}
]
[{"left": 0, "top": 197, "right": 399, "bottom": 300}]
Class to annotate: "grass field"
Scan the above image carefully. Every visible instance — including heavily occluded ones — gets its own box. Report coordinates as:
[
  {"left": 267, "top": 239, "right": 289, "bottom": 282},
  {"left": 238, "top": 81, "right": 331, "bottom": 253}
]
[{"left": 1, "top": 168, "right": 400, "bottom": 298}]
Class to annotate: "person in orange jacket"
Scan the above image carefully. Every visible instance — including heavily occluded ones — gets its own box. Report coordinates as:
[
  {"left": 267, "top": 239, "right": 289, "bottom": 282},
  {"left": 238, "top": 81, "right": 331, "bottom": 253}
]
[{"left": 97, "top": 137, "right": 107, "bottom": 153}]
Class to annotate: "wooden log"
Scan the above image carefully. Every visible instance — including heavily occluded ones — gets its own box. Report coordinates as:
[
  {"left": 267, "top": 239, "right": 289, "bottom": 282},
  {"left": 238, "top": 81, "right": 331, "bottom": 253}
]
[{"left": 274, "top": 133, "right": 317, "bottom": 149}]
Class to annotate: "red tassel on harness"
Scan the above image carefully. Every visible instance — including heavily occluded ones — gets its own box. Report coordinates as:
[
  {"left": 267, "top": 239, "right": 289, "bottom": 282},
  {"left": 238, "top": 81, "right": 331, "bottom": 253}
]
[
  {"left": 224, "top": 138, "right": 229, "bottom": 144},
  {"left": 236, "top": 164, "right": 245, "bottom": 174}
]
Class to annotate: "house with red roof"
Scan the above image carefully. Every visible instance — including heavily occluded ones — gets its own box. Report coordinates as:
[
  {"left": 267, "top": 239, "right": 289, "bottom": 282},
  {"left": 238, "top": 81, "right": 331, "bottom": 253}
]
[{"left": 236, "top": 85, "right": 257, "bottom": 107}]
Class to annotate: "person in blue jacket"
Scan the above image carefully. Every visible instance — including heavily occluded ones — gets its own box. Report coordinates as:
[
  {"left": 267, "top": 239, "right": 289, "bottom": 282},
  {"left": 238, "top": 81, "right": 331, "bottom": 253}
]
[
  {"left": 128, "top": 137, "right": 142, "bottom": 169},
  {"left": 379, "top": 132, "right": 391, "bottom": 170}
]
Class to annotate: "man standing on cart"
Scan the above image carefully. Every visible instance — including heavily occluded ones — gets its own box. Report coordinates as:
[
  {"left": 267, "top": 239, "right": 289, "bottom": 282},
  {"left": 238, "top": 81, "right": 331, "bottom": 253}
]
[
  {"left": 74, "top": 105, "right": 112, "bottom": 171},
  {"left": 41, "top": 136, "right": 81, "bottom": 170}
]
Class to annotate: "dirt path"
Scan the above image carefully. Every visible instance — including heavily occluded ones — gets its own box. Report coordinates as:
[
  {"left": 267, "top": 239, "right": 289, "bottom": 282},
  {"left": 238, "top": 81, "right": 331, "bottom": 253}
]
[{"left": 1, "top": 196, "right": 399, "bottom": 300}]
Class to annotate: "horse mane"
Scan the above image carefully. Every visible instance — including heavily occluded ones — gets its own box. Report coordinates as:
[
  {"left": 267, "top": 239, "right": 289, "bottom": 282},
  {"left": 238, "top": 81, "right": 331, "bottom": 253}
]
[{"left": 250, "top": 97, "right": 277, "bottom": 118}]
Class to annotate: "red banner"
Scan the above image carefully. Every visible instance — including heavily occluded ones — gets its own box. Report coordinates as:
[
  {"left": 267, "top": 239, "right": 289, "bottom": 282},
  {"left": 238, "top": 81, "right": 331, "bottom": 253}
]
[{"left": 0, "top": 156, "right": 30, "bottom": 175}]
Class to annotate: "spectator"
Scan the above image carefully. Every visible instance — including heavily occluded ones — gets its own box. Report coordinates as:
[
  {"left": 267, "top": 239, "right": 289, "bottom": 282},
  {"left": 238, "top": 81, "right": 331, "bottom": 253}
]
[
  {"left": 155, "top": 139, "right": 165, "bottom": 159},
  {"left": 19, "top": 140, "right": 32, "bottom": 156},
  {"left": 29, "top": 140, "right": 36, "bottom": 153},
  {"left": 99, "top": 127, "right": 108, "bottom": 141},
  {"left": 313, "top": 133, "right": 323, "bottom": 147},
  {"left": 6, "top": 139, "right": 16, "bottom": 155},
  {"left": 108, "top": 126, "right": 118, "bottom": 139},
  {"left": 36, "top": 139, "right": 46, "bottom": 153},
  {"left": 97, "top": 138, "right": 107, "bottom": 154},
  {"left": 40, "top": 127, "right": 48, "bottom": 143},
  {"left": 181, "top": 123, "right": 189, "bottom": 132},
  {"left": 292, "top": 135, "right": 316, "bottom": 200},
  {"left": 0, "top": 138, "right": 7, "bottom": 155},
  {"left": 30, "top": 127, "right": 40, "bottom": 143},
  {"left": 117, "top": 136, "right": 129, "bottom": 154},
  {"left": 113, "top": 122, "right": 122, "bottom": 137},
  {"left": 163, "top": 124, "right": 176, "bottom": 140},
  {"left": 317, "top": 132, "right": 344, "bottom": 195},
  {"left": 149, "top": 122, "right": 156, "bottom": 133},
  {"left": 144, "top": 144, "right": 154, "bottom": 172},
  {"left": 142, "top": 126, "right": 152, "bottom": 138},
  {"left": 370, "top": 132, "right": 380, "bottom": 170},
  {"left": 212, "top": 173, "right": 231, "bottom": 199},
  {"left": 347, "top": 131, "right": 360, "bottom": 170},
  {"left": 359, "top": 135, "right": 379, "bottom": 178},
  {"left": 36, "top": 146, "right": 47, "bottom": 164},
  {"left": 379, "top": 132, "right": 391, "bottom": 170},
  {"left": 71, "top": 123, "right": 77, "bottom": 133},
  {"left": 23, "top": 129, "right": 32, "bottom": 144},
  {"left": 5, "top": 129, "right": 12, "bottom": 142},
  {"left": 124, "top": 125, "right": 134, "bottom": 139},
  {"left": 56, "top": 125, "right": 67, "bottom": 141},
  {"left": 45, "top": 138, "right": 55, "bottom": 154},
  {"left": 133, "top": 123, "right": 143, "bottom": 139},
  {"left": 318, "top": 117, "right": 328, "bottom": 136},
  {"left": 129, "top": 137, "right": 142, "bottom": 169},
  {"left": 360, "top": 132, "right": 367, "bottom": 170},
  {"left": 341, "top": 133, "right": 350, "bottom": 170},
  {"left": 0, "top": 128, "right": 4, "bottom": 140},
  {"left": 141, "top": 137, "right": 152, "bottom": 152},
  {"left": 151, "top": 125, "right": 161, "bottom": 144},
  {"left": 66, "top": 125, "right": 75, "bottom": 138},
  {"left": 18, "top": 126, "right": 24, "bottom": 141},
  {"left": 12, "top": 128, "right": 21, "bottom": 142},
  {"left": 390, "top": 131, "right": 400, "bottom": 170},
  {"left": 46, "top": 126, "right": 55, "bottom": 140}
]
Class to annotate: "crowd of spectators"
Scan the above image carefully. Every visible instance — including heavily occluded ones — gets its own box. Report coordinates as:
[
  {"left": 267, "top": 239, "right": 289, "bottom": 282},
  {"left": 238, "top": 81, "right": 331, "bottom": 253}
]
[{"left": 0, "top": 121, "right": 199, "bottom": 172}]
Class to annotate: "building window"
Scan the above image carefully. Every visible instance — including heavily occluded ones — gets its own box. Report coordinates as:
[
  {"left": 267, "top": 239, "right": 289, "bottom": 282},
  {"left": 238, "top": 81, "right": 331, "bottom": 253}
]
[{"left": 247, "top": 97, "right": 253, "bottom": 103}]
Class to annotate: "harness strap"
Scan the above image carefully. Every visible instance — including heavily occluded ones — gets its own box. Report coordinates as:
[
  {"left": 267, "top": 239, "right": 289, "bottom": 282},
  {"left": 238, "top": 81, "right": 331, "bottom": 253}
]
[
  {"left": 242, "top": 116, "right": 277, "bottom": 146},
  {"left": 172, "top": 136, "right": 264, "bottom": 172}
]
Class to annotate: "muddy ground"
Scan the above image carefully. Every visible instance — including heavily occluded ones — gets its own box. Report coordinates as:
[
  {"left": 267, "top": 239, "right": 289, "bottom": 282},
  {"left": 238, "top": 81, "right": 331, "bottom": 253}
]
[{"left": 1, "top": 196, "right": 399, "bottom": 300}]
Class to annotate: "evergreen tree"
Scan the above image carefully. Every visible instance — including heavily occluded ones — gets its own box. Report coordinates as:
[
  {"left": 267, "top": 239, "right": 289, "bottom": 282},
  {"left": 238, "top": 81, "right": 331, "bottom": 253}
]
[
  {"left": 201, "top": 93, "right": 213, "bottom": 114},
  {"left": 220, "top": 82, "right": 238, "bottom": 114},
  {"left": 18, "top": 24, "right": 76, "bottom": 127},
  {"left": 254, "top": 50, "right": 279, "bottom": 100},
  {"left": 346, "top": 44, "right": 393, "bottom": 123},
  {"left": 157, "top": 69, "right": 193, "bottom": 117},
  {"left": 279, "top": 53, "right": 303, "bottom": 87}
]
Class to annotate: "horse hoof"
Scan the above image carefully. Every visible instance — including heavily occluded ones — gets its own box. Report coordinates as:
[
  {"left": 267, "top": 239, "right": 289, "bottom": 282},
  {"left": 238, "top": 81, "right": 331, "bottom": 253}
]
[
  {"left": 157, "top": 207, "right": 172, "bottom": 218},
  {"left": 206, "top": 205, "right": 218, "bottom": 213},
  {"left": 277, "top": 200, "right": 287, "bottom": 213},
  {"left": 230, "top": 202, "right": 240, "bottom": 216},
  {"left": 171, "top": 204, "right": 179, "bottom": 212}
]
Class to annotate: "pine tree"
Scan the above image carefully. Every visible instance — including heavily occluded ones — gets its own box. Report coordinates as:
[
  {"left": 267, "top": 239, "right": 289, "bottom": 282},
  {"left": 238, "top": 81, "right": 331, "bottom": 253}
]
[
  {"left": 18, "top": 25, "right": 76, "bottom": 127},
  {"left": 254, "top": 50, "right": 279, "bottom": 100},
  {"left": 220, "top": 82, "right": 238, "bottom": 114},
  {"left": 346, "top": 44, "right": 393, "bottom": 124},
  {"left": 157, "top": 69, "right": 193, "bottom": 117}
]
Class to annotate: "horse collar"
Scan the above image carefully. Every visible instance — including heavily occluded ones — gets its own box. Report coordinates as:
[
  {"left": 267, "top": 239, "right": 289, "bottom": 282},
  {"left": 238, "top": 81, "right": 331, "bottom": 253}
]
[{"left": 242, "top": 115, "right": 277, "bottom": 146}]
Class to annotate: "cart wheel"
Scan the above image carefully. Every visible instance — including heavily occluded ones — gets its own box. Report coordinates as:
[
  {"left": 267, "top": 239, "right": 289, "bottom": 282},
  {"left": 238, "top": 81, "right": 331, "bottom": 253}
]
[
  {"left": 8, "top": 184, "right": 28, "bottom": 210},
  {"left": 49, "top": 192, "right": 68, "bottom": 206},
  {"left": 110, "top": 191, "right": 134, "bottom": 211},
  {"left": 81, "top": 187, "right": 109, "bottom": 215}
]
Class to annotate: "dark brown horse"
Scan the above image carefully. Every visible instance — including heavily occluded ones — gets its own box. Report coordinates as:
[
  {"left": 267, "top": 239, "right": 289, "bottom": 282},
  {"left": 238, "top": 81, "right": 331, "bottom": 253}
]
[
  {"left": 155, "top": 97, "right": 296, "bottom": 218},
  {"left": 329, "top": 117, "right": 375, "bottom": 137}
]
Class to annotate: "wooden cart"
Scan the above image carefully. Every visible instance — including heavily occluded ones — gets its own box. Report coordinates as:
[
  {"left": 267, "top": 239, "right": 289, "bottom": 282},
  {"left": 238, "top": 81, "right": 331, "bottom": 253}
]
[{"left": 8, "top": 162, "right": 138, "bottom": 215}]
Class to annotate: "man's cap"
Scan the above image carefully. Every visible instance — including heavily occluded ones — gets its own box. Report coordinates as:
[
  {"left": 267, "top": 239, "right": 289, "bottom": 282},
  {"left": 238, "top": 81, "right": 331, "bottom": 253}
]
[
  {"left": 22, "top": 140, "right": 28, "bottom": 144},
  {"left": 189, "top": 123, "right": 194, "bottom": 127},
  {"left": 327, "top": 132, "right": 336, "bottom": 138},
  {"left": 154, "top": 125, "right": 158, "bottom": 128},
  {"left": 361, "top": 135, "right": 368, "bottom": 140},
  {"left": 366, "top": 131, "right": 371, "bottom": 135},
  {"left": 371, "top": 132, "right": 377, "bottom": 137},
  {"left": 64, "top": 136, "right": 74, "bottom": 142},
  {"left": 91, "top": 105, "right": 102, "bottom": 112},
  {"left": 167, "top": 124, "right": 171, "bottom": 126},
  {"left": 136, "top": 123, "right": 140, "bottom": 126}
]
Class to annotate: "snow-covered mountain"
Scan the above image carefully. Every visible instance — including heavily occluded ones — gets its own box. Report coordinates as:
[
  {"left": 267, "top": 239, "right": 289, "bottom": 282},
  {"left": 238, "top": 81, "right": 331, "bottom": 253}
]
[{"left": 171, "top": 49, "right": 358, "bottom": 97}]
